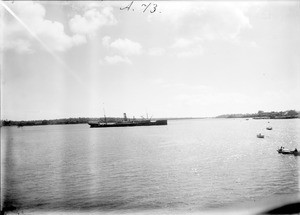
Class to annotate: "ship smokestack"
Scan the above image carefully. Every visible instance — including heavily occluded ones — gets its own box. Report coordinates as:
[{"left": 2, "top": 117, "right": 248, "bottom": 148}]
[{"left": 123, "top": 113, "right": 127, "bottom": 121}]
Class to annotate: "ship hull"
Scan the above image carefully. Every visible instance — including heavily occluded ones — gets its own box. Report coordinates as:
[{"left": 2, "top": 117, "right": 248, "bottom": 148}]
[{"left": 89, "top": 120, "right": 167, "bottom": 128}]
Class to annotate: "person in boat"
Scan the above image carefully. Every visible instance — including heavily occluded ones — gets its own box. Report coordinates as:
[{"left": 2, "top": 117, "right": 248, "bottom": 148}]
[
  {"left": 279, "top": 146, "right": 283, "bottom": 152},
  {"left": 294, "top": 148, "right": 298, "bottom": 152}
]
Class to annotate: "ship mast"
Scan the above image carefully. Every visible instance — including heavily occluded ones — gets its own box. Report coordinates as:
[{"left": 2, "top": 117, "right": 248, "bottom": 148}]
[{"left": 103, "top": 103, "right": 107, "bottom": 124}]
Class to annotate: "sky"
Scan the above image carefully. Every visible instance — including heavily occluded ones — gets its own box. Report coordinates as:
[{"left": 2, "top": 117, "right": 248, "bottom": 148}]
[{"left": 1, "top": 1, "right": 300, "bottom": 120}]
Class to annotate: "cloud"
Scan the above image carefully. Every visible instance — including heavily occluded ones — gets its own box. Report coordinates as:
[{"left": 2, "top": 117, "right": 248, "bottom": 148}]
[
  {"left": 72, "top": 34, "right": 87, "bottom": 45},
  {"left": 69, "top": 7, "right": 116, "bottom": 36},
  {"left": 110, "top": 38, "right": 142, "bottom": 56},
  {"left": 149, "top": 2, "right": 252, "bottom": 41},
  {"left": 35, "top": 20, "right": 78, "bottom": 52},
  {"left": 195, "top": 3, "right": 251, "bottom": 41},
  {"left": 2, "top": 1, "right": 117, "bottom": 53},
  {"left": 101, "top": 37, "right": 142, "bottom": 64},
  {"left": 2, "top": 1, "right": 86, "bottom": 53},
  {"left": 147, "top": 2, "right": 253, "bottom": 58},
  {"left": 103, "top": 55, "right": 132, "bottom": 65},
  {"left": 102, "top": 37, "right": 142, "bottom": 56}
]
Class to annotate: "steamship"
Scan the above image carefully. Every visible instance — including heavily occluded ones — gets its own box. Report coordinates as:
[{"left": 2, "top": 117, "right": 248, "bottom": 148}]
[{"left": 88, "top": 113, "right": 167, "bottom": 128}]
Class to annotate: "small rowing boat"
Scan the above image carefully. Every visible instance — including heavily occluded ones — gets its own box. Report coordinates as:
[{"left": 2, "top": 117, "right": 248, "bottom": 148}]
[{"left": 257, "top": 133, "right": 264, "bottom": 138}]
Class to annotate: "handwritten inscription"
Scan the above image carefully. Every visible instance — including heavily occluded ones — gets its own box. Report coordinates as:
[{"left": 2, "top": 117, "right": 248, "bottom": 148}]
[
  {"left": 9, "top": 1, "right": 160, "bottom": 13},
  {"left": 120, "top": 1, "right": 161, "bottom": 13}
]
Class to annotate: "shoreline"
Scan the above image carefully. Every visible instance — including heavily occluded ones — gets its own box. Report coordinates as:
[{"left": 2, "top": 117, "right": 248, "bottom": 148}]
[{"left": 1, "top": 116, "right": 299, "bottom": 127}]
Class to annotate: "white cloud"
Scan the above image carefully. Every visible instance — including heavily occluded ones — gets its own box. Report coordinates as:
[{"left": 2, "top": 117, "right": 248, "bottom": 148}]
[
  {"left": 36, "top": 20, "right": 75, "bottom": 52},
  {"left": 69, "top": 7, "right": 116, "bottom": 36},
  {"left": 103, "top": 55, "right": 132, "bottom": 64},
  {"left": 102, "top": 36, "right": 142, "bottom": 64},
  {"left": 149, "top": 2, "right": 252, "bottom": 41},
  {"left": 101, "top": 37, "right": 142, "bottom": 64},
  {"left": 110, "top": 38, "right": 142, "bottom": 56},
  {"left": 196, "top": 3, "right": 251, "bottom": 41},
  {"left": 2, "top": 1, "right": 86, "bottom": 53},
  {"left": 72, "top": 34, "right": 87, "bottom": 45},
  {"left": 151, "top": 2, "right": 253, "bottom": 58}
]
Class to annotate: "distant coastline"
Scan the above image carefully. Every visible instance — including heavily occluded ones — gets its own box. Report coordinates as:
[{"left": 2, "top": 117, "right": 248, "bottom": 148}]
[
  {"left": 1, "top": 110, "right": 299, "bottom": 127},
  {"left": 216, "top": 110, "right": 299, "bottom": 119}
]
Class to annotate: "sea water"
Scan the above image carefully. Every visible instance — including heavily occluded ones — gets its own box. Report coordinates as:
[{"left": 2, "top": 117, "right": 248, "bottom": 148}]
[{"left": 1, "top": 118, "right": 299, "bottom": 213}]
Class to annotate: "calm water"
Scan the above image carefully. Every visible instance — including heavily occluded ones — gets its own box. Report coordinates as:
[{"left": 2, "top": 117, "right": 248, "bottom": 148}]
[{"left": 2, "top": 119, "right": 300, "bottom": 213}]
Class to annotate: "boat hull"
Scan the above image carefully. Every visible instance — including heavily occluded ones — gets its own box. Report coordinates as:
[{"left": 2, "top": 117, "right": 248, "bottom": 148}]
[
  {"left": 277, "top": 149, "right": 299, "bottom": 156},
  {"left": 89, "top": 120, "right": 167, "bottom": 128}
]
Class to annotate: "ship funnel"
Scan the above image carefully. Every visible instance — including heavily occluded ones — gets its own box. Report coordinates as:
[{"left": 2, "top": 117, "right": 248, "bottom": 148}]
[{"left": 123, "top": 113, "right": 127, "bottom": 121}]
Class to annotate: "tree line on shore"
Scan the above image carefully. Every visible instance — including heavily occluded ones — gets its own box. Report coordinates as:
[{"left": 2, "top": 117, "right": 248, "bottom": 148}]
[
  {"left": 1, "top": 117, "right": 98, "bottom": 127},
  {"left": 1, "top": 117, "right": 167, "bottom": 127},
  {"left": 216, "top": 110, "right": 299, "bottom": 119}
]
